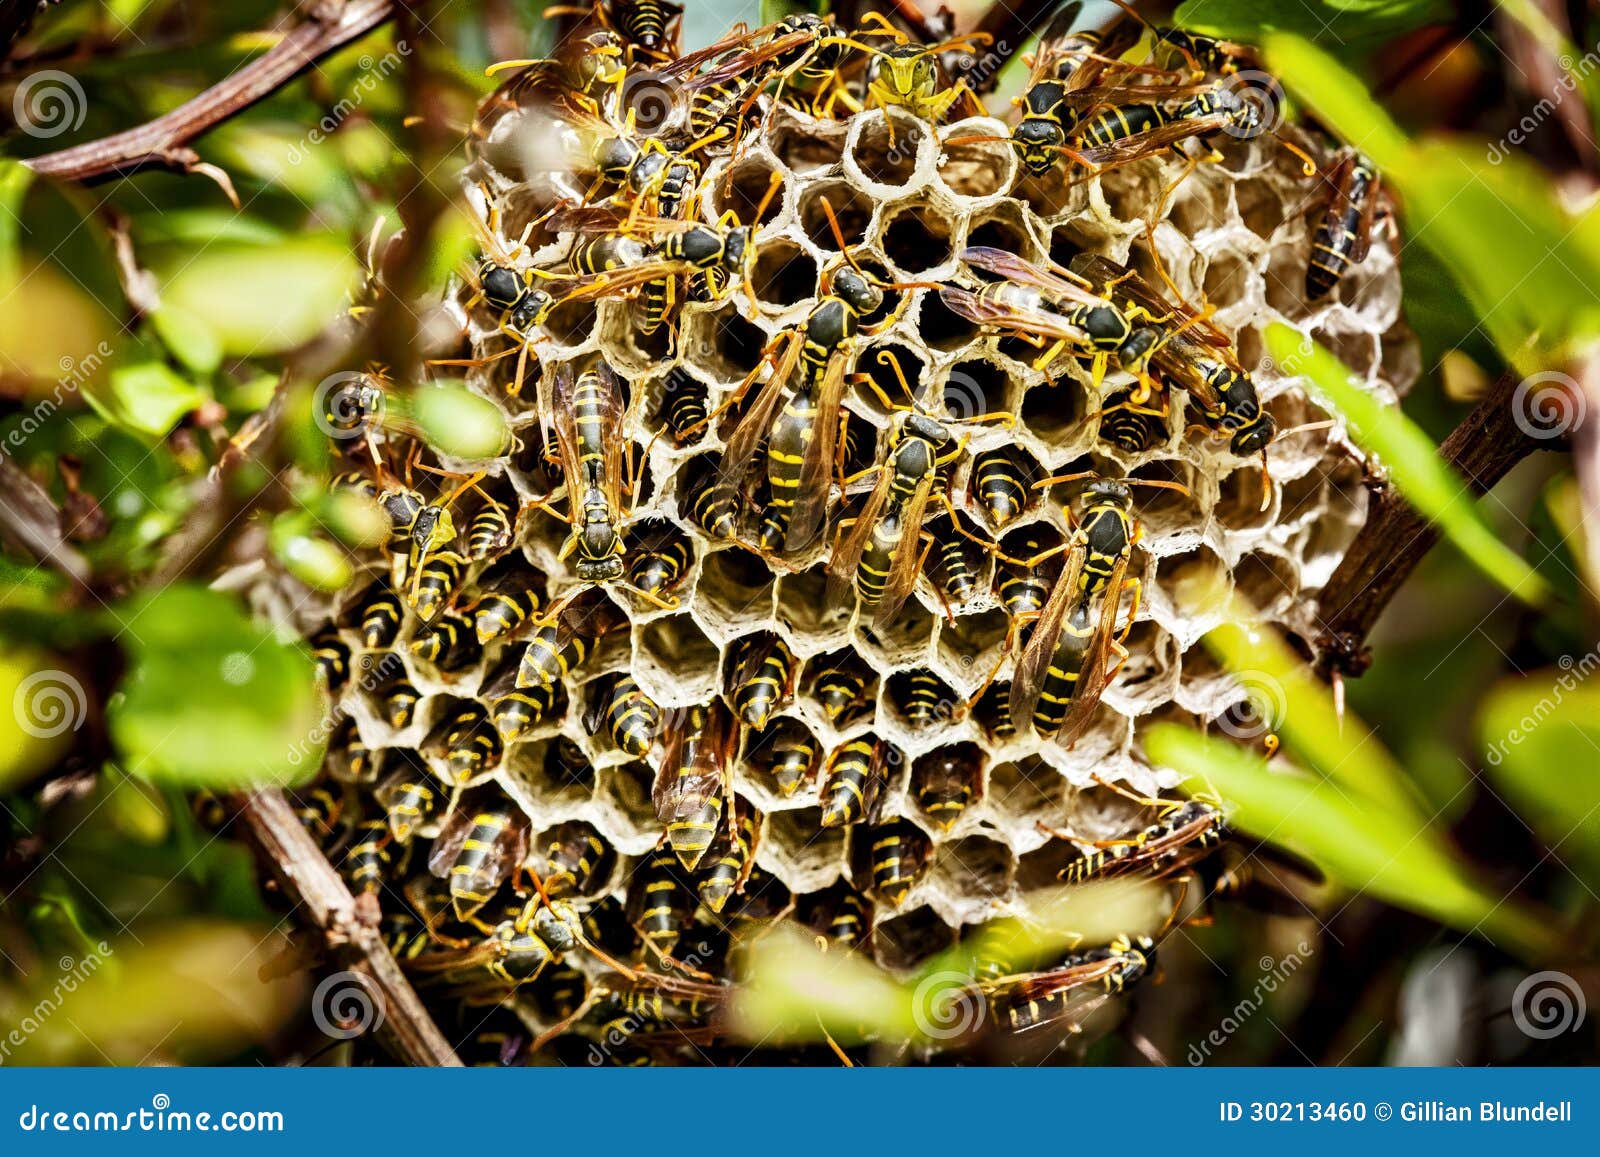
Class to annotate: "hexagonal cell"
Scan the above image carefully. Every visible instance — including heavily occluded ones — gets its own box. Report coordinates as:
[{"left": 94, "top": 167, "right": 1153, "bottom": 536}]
[
  {"left": 965, "top": 207, "right": 1037, "bottom": 261},
  {"left": 1227, "top": 549, "right": 1298, "bottom": 622},
  {"left": 1107, "top": 621, "right": 1177, "bottom": 716},
  {"left": 853, "top": 342, "right": 927, "bottom": 415},
  {"left": 1203, "top": 247, "right": 1255, "bottom": 304},
  {"left": 1215, "top": 465, "right": 1274, "bottom": 532},
  {"left": 935, "top": 605, "right": 1009, "bottom": 684},
  {"left": 986, "top": 755, "right": 1070, "bottom": 831},
  {"left": 871, "top": 904, "right": 955, "bottom": 973},
  {"left": 716, "top": 156, "right": 789, "bottom": 229},
  {"left": 846, "top": 112, "right": 931, "bottom": 188},
  {"left": 942, "top": 358, "right": 1013, "bottom": 424},
  {"left": 799, "top": 180, "right": 872, "bottom": 250},
  {"left": 634, "top": 613, "right": 722, "bottom": 706},
  {"left": 695, "top": 546, "right": 776, "bottom": 636},
  {"left": 852, "top": 818, "right": 934, "bottom": 909},
  {"left": 1171, "top": 175, "right": 1236, "bottom": 235},
  {"left": 762, "top": 805, "right": 846, "bottom": 892},
  {"left": 1017, "top": 380, "right": 1088, "bottom": 449},
  {"left": 1152, "top": 546, "right": 1231, "bottom": 625},
  {"left": 881, "top": 205, "right": 955, "bottom": 275},
  {"left": 804, "top": 649, "right": 877, "bottom": 728},
  {"left": 773, "top": 564, "right": 851, "bottom": 641},
  {"left": 937, "top": 121, "right": 1013, "bottom": 199},
  {"left": 591, "top": 760, "right": 660, "bottom": 846},
  {"left": 926, "top": 835, "right": 1013, "bottom": 907},
  {"left": 741, "top": 716, "right": 821, "bottom": 802},
  {"left": 914, "top": 288, "right": 981, "bottom": 352},
  {"left": 750, "top": 238, "right": 819, "bottom": 309},
  {"left": 503, "top": 735, "right": 592, "bottom": 812},
  {"left": 769, "top": 113, "right": 848, "bottom": 174},
  {"left": 1126, "top": 458, "right": 1204, "bottom": 537},
  {"left": 855, "top": 596, "right": 937, "bottom": 669}
]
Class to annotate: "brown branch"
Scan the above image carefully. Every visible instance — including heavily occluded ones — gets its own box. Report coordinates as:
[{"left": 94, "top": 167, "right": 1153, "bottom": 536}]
[
  {"left": 0, "top": 457, "right": 92, "bottom": 592},
  {"left": 24, "top": 0, "right": 399, "bottom": 184},
  {"left": 1314, "top": 370, "right": 1557, "bottom": 677},
  {"left": 236, "top": 789, "right": 461, "bottom": 1067}
]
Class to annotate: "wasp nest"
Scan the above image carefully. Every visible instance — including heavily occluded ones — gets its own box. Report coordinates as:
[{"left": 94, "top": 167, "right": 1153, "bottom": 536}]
[{"left": 286, "top": 28, "right": 1414, "bottom": 1062}]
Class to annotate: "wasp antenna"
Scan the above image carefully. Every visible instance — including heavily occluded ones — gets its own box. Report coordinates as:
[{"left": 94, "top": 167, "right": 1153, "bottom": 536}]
[
  {"left": 1124, "top": 477, "right": 1192, "bottom": 497},
  {"left": 1031, "top": 470, "right": 1096, "bottom": 490}
]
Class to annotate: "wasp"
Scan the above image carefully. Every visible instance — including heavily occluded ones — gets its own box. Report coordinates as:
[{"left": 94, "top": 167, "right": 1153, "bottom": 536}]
[
  {"left": 376, "top": 758, "right": 439, "bottom": 844},
  {"left": 1072, "top": 254, "right": 1274, "bottom": 456},
  {"left": 970, "top": 447, "right": 1035, "bottom": 530},
  {"left": 658, "top": 367, "right": 711, "bottom": 444},
  {"left": 514, "top": 603, "right": 606, "bottom": 691},
  {"left": 584, "top": 673, "right": 661, "bottom": 758},
  {"left": 811, "top": 656, "right": 872, "bottom": 725},
  {"left": 1005, "top": 6, "right": 1163, "bottom": 177},
  {"left": 711, "top": 262, "right": 887, "bottom": 556},
  {"left": 465, "top": 494, "right": 515, "bottom": 561},
  {"left": 653, "top": 701, "right": 737, "bottom": 869},
  {"left": 697, "top": 798, "right": 758, "bottom": 914},
  {"left": 730, "top": 633, "right": 796, "bottom": 729},
  {"left": 1006, "top": 479, "right": 1160, "bottom": 744},
  {"left": 342, "top": 817, "right": 391, "bottom": 895},
  {"left": 819, "top": 735, "right": 889, "bottom": 829},
  {"left": 430, "top": 702, "right": 505, "bottom": 785},
  {"left": 538, "top": 820, "right": 615, "bottom": 899},
  {"left": 471, "top": 580, "right": 542, "bottom": 645},
  {"left": 408, "top": 896, "right": 586, "bottom": 990},
  {"left": 329, "top": 717, "right": 377, "bottom": 784},
  {"left": 627, "top": 846, "right": 698, "bottom": 961},
  {"left": 944, "top": 246, "right": 1175, "bottom": 391},
  {"left": 482, "top": 28, "right": 627, "bottom": 118},
  {"left": 828, "top": 410, "right": 959, "bottom": 630},
  {"left": 747, "top": 718, "right": 819, "bottom": 798},
  {"left": 355, "top": 581, "right": 403, "bottom": 649},
  {"left": 1306, "top": 151, "right": 1383, "bottom": 301},
  {"left": 860, "top": 819, "right": 929, "bottom": 908},
  {"left": 660, "top": 20, "right": 830, "bottom": 153},
  {"left": 1098, "top": 386, "right": 1168, "bottom": 453},
  {"left": 481, "top": 651, "right": 566, "bottom": 743},
  {"left": 312, "top": 629, "right": 350, "bottom": 691},
  {"left": 455, "top": 1005, "right": 532, "bottom": 1067},
  {"left": 1045, "top": 787, "right": 1227, "bottom": 885},
  {"left": 427, "top": 799, "right": 529, "bottom": 922},
  {"left": 534, "top": 361, "right": 675, "bottom": 611},
  {"left": 933, "top": 519, "right": 980, "bottom": 605},
  {"left": 378, "top": 674, "right": 421, "bottom": 729},
  {"left": 913, "top": 743, "right": 982, "bottom": 831},
  {"left": 833, "top": 13, "right": 992, "bottom": 135},
  {"left": 291, "top": 785, "right": 344, "bottom": 840},
  {"left": 410, "top": 611, "right": 480, "bottom": 671},
  {"left": 998, "top": 932, "right": 1157, "bottom": 1032},
  {"left": 625, "top": 526, "right": 692, "bottom": 604},
  {"left": 807, "top": 882, "right": 871, "bottom": 951}
]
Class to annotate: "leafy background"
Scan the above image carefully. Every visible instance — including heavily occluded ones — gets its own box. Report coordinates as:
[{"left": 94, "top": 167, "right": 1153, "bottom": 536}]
[{"left": 0, "top": 0, "right": 1597, "bottom": 1065}]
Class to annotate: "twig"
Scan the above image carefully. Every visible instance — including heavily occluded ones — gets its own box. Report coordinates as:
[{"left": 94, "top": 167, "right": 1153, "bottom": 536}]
[
  {"left": 0, "top": 457, "right": 92, "bottom": 591},
  {"left": 236, "top": 789, "right": 461, "bottom": 1067},
  {"left": 1314, "top": 370, "right": 1555, "bottom": 677},
  {"left": 24, "top": 0, "right": 398, "bottom": 184}
]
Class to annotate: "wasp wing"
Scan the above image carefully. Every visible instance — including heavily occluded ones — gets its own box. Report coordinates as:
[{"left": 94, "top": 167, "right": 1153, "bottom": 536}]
[
  {"left": 1054, "top": 552, "right": 1130, "bottom": 749},
  {"left": 715, "top": 328, "right": 805, "bottom": 514},
  {"left": 870, "top": 466, "right": 938, "bottom": 634},
  {"left": 1008, "top": 541, "right": 1088, "bottom": 729},
  {"left": 826, "top": 456, "right": 894, "bottom": 592},
  {"left": 783, "top": 345, "right": 846, "bottom": 555},
  {"left": 938, "top": 287, "right": 1092, "bottom": 346}
]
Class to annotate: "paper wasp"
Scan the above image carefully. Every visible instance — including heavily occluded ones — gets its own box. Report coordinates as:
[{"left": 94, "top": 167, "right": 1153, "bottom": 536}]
[
  {"left": 1306, "top": 150, "right": 1383, "bottom": 300},
  {"left": 653, "top": 700, "right": 738, "bottom": 869}
]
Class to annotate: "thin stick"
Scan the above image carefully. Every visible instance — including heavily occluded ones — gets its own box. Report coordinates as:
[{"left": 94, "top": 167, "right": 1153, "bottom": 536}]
[
  {"left": 236, "top": 788, "right": 462, "bottom": 1066},
  {"left": 25, "top": 0, "right": 399, "bottom": 184}
]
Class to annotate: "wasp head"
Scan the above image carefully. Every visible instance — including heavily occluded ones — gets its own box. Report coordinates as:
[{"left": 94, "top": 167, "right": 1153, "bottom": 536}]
[{"left": 1012, "top": 116, "right": 1068, "bottom": 177}]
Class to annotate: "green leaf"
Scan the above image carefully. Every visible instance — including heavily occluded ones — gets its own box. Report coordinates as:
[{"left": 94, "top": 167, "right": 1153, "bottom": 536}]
[
  {"left": 1145, "top": 725, "right": 1560, "bottom": 960},
  {"left": 106, "top": 361, "right": 208, "bottom": 438},
  {"left": 150, "top": 304, "right": 223, "bottom": 375},
  {"left": 1265, "top": 323, "right": 1552, "bottom": 607},
  {"left": 1479, "top": 669, "right": 1600, "bottom": 889},
  {"left": 158, "top": 236, "right": 358, "bottom": 357},
  {"left": 269, "top": 515, "right": 354, "bottom": 592},
  {"left": 1200, "top": 613, "right": 1425, "bottom": 819},
  {"left": 410, "top": 382, "right": 510, "bottom": 460},
  {"left": 0, "top": 648, "right": 83, "bottom": 792},
  {"left": 731, "top": 923, "right": 915, "bottom": 1045},
  {"left": 107, "top": 585, "right": 327, "bottom": 790},
  {"left": 0, "top": 161, "right": 35, "bottom": 285}
]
